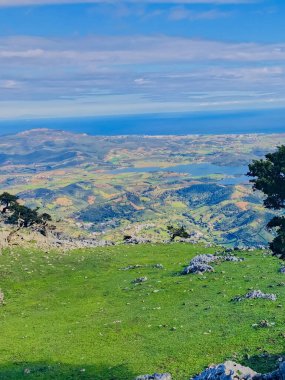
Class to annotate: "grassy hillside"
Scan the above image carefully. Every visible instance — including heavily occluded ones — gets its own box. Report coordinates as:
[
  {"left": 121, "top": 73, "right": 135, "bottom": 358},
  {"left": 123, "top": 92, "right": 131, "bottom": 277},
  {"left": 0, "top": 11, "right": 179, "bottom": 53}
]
[{"left": 0, "top": 244, "right": 284, "bottom": 379}]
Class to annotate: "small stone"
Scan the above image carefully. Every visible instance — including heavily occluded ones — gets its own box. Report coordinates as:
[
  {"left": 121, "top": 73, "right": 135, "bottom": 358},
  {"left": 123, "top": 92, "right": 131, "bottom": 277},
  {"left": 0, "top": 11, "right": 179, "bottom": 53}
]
[
  {"left": 132, "top": 277, "right": 148, "bottom": 284},
  {"left": 153, "top": 264, "right": 164, "bottom": 269}
]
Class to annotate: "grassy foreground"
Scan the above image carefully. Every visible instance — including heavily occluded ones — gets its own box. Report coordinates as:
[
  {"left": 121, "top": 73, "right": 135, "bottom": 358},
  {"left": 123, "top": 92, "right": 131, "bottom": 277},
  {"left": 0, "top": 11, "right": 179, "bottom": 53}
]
[{"left": 0, "top": 244, "right": 285, "bottom": 379}]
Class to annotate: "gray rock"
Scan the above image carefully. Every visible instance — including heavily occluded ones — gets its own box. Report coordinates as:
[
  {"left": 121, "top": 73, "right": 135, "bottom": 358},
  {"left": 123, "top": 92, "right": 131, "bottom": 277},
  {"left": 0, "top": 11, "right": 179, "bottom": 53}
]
[
  {"left": 124, "top": 237, "right": 151, "bottom": 245},
  {"left": 279, "top": 267, "right": 285, "bottom": 274},
  {"left": 191, "top": 361, "right": 257, "bottom": 380},
  {"left": 183, "top": 263, "right": 214, "bottom": 275},
  {"left": 190, "top": 254, "right": 218, "bottom": 266},
  {"left": 136, "top": 374, "right": 172, "bottom": 380},
  {"left": 182, "top": 253, "right": 243, "bottom": 275},
  {"left": 153, "top": 264, "right": 164, "bottom": 269},
  {"left": 232, "top": 290, "right": 277, "bottom": 302},
  {"left": 223, "top": 255, "right": 244, "bottom": 262},
  {"left": 121, "top": 265, "right": 144, "bottom": 271},
  {"left": 132, "top": 277, "right": 148, "bottom": 284},
  {"left": 182, "top": 254, "right": 218, "bottom": 274}
]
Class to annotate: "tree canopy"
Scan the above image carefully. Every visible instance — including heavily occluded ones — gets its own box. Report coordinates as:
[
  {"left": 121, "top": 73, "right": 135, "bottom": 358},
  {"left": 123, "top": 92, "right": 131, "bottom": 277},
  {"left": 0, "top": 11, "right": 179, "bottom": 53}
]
[
  {"left": 248, "top": 145, "right": 285, "bottom": 258},
  {"left": 167, "top": 225, "right": 190, "bottom": 242},
  {"left": 0, "top": 192, "right": 19, "bottom": 213},
  {"left": 0, "top": 192, "right": 52, "bottom": 233}
]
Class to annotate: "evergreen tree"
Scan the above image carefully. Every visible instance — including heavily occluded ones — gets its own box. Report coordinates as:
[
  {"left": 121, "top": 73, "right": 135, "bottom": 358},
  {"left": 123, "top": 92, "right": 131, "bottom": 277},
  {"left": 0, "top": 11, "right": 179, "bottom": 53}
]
[{"left": 248, "top": 145, "right": 285, "bottom": 258}]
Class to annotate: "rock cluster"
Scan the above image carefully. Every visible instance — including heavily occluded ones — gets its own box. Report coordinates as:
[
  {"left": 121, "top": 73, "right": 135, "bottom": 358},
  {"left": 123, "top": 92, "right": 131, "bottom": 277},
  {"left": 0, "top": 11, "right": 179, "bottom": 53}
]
[
  {"left": 182, "top": 254, "right": 217, "bottom": 274},
  {"left": 223, "top": 255, "right": 244, "bottom": 262},
  {"left": 182, "top": 253, "right": 244, "bottom": 275},
  {"left": 183, "top": 263, "right": 214, "bottom": 275},
  {"left": 232, "top": 290, "right": 277, "bottom": 302},
  {"left": 124, "top": 237, "right": 151, "bottom": 245},
  {"left": 191, "top": 361, "right": 257, "bottom": 380}
]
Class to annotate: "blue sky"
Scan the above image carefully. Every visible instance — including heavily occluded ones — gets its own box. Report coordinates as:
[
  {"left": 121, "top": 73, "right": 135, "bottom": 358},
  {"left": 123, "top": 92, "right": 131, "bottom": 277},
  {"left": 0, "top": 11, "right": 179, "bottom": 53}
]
[{"left": 0, "top": 0, "right": 284, "bottom": 119}]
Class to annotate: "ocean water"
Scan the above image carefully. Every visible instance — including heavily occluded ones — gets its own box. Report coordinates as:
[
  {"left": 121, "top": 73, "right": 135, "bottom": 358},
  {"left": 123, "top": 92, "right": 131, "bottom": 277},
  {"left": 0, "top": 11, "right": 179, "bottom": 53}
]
[{"left": 0, "top": 108, "right": 284, "bottom": 136}]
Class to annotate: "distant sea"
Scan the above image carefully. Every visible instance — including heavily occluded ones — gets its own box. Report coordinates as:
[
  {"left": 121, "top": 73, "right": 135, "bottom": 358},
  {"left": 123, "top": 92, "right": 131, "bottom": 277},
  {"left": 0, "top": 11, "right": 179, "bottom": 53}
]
[{"left": 0, "top": 108, "right": 285, "bottom": 136}]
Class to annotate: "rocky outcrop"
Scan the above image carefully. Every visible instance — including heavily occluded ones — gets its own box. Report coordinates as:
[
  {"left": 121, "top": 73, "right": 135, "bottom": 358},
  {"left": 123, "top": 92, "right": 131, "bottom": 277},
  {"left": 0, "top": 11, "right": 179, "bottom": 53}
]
[
  {"left": 182, "top": 254, "right": 217, "bottom": 274},
  {"left": 232, "top": 290, "right": 277, "bottom": 302},
  {"left": 183, "top": 263, "right": 214, "bottom": 275},
  {"left": 191, "top": 361, "right": 257, "bottom": 380},
  {"left": 182, "top": 253, "right": 244, "bottom": 275}
]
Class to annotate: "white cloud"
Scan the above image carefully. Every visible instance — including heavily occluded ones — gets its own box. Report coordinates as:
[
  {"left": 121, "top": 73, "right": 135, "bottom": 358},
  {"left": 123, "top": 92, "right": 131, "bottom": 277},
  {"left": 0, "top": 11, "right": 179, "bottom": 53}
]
[
  {"left": 0, "top": 80, "right": 20, "bottom": 89},
  {"left": 169, "top": 7, "right": 231, "bottom": 20},
  {"left": 0, "top": 35, "right": 284, "bottom": 64},
  {"left": 0, "top": 34, "right": 284, "bottom": 118}
]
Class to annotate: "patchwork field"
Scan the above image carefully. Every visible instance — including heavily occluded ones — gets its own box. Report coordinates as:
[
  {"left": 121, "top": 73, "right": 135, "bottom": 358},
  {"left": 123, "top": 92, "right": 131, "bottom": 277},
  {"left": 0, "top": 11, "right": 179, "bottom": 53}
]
[
  {"left": 0, "top": 129, "right": 284, "bottom": 246},
  {"left": 0, "top": 244, "right": 285, "bottom": 379}
]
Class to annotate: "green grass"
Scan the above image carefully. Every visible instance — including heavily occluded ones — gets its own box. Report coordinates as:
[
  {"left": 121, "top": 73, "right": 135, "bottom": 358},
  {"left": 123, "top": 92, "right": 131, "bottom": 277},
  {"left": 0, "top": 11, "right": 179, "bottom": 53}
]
[{"left": 0, "top": 244, "right": 285, "bottom": 379}]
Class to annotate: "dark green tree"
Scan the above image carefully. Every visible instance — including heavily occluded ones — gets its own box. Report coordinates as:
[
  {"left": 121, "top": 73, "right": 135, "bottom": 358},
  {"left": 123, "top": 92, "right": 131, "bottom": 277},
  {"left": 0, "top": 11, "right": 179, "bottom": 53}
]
[
  {"left": 248, "top": 145, "right": 285, "bottom": 258},
  {"left": 0, "top": 191, "right": 52, "bottom": 231},
  {"left": 7, "top": 204, "right": 40, "bottom": 228},
  {"left": 0, "top": 192, "right": 19, "bottom": 213},
  {"left": 167, "top": 225, "right": 190, "bottom": 242}
]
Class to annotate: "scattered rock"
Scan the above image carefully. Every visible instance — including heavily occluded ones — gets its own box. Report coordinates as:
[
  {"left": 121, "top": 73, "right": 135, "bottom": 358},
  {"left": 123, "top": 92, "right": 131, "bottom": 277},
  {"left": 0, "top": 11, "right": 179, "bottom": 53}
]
[
  {"left": 153, "top": 264, "right": 164, "bottom": 269},
  {"left": 121, "top": 265, "right": 144, "bottom": 271},
  {"left": 232, "top": 290, "right": 277, "bottom": 302},
  {"left": 132, "top": 277, "right": 148, "bottom": 284},
  {"left": 279, "top": 267, "right": 285, "bottom": 274},
  {"left": 252, "top": 320, "right": 275, "bottom": 328},
  {"left": 124, "top": 237, "right": 151, "bottom": 245},
  {"left": 136, "top": 374, "right": 172, "bottom": 380},
  {"left": 191, "top": 361, "right": 257, "bottom": 380},
  {"left": 223, "top": 255, "right": 244, "bottom": 262}
]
